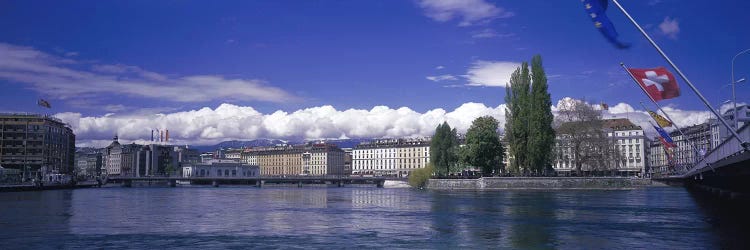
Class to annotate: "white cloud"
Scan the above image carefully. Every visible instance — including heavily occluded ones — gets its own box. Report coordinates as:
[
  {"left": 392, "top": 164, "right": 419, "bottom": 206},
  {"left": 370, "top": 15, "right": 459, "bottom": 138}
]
[
  {"left": 435, "top": 65, "right": 445, "bottom": 70},
  {"left": 0, "top": 43, "right": 296, "bottom": 103},
  {"left": 659, "top": 17, "right": 680, "bottom": 39},
  {"left": 426, "top": 74, "right": 458, "bottom": 82},
  {"left": 59, "top": 98, "right": 738, "bottom": 147},
  {"left": 417, "top": 0, "right": 513, "bottom": 26},
  {"left": 471, "top": 29, "right": 515, "bottom": 39},
  {"left": 464, "top": 60, "right": 520, "bottom": 87},
  {"left": 57, "top": 102, "right": 509, "bottom": 147}
]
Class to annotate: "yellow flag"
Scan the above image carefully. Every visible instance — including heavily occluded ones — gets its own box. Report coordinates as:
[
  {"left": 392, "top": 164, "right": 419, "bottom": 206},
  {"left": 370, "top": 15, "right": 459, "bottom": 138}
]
[{"left": 648, "top": 111, "right": 672, "bottom": 127}]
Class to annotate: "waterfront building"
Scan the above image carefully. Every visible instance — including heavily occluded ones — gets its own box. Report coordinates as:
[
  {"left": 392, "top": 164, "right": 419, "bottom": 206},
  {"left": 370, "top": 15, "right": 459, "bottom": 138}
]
[
  {"left": 648, "top": 138, "right": 668, "bottom": 177},
  {"left": 174, "top": 146, "right": 200, "bottom": 164},
  {"left": 182, "top": 160, "right": 259, "bottom": 178},
  {"left": 553, "top": 118, "right": 647, "bottom": 176},
  {"left": 102, "top": 138, "right": 180, "bottom": 177},
  {"left": 343, "top": 148, "right": 352, "bottom": 176},
  {"left": 0, "top": 113, "right": 76, "bottom": 180},
  {"left": 102, "top": 136, "right": 138, "bottom": 177},
  {"left": 256, "top": 145, "right": 303, "bottom": 176},
  {"left": 351, "top": 138, "right": 430, "bottom": 178},
  {"left": 75, "top": 150, "right": 102, "bottom": 179},
  {"left": 714, "top": 104, "right": 750, "bottom": 142},
  {"left": 136, "top": 144, "right": 179, "bottom": 176},
  {"left": 241, "top": 148, "right": 259, "bottom": 166},
  {"left": 254, "top": 143, "right": 345, "bottom": 176},
  {"left": 199, "top": 152, "right": 214, "bottom": 163},
  {"left": 225, "top": 148, "right": 242, "bottom": 161}
]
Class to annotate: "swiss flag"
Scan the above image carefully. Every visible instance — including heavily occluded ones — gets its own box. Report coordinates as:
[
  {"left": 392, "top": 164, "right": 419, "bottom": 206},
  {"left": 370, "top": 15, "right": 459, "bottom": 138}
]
[{"left": 628, "top": 67, "right": 680, "bottom": 101}]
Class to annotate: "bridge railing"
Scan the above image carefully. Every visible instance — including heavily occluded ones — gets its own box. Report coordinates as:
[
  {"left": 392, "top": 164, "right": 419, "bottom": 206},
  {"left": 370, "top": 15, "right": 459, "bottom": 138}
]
[{"left": 683, "top": 123, "right": 750, "bottom": 177}]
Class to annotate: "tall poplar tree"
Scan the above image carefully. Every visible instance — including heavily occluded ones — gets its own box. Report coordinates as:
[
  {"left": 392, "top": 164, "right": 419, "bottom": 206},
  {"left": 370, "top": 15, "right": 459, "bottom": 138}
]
[
  {"left": 504, "top": 55, "right": 554, "bottom": 175},
  {"left": 504, "top": 62, "right": 531, "bottom": 174},
  {"left": 528, "top": 55, "right": 555, "bottom": 174}
]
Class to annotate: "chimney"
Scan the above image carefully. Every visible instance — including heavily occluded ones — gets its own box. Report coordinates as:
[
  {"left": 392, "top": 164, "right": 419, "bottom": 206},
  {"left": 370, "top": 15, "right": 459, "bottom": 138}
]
[
  {"left": 166, "top": 129, "right": 169, "bottom": 142},
  {"left": 160, "top": 130, "right": 164, "bottom": 142}
]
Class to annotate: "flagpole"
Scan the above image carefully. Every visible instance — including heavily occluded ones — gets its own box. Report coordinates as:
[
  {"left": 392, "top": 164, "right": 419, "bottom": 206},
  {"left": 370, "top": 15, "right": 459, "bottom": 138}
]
[
  {"left": 620, "top": 62, "right": 702, "bottom": 165},
  {"left": 645, "top": 119, "right": 682, "bottom": 174},
  {"left": 637, "top": 99, "right": 702, "bottom": 165},
  {"left": 611, "top": 0, "right": 749, "bottom": 150}
]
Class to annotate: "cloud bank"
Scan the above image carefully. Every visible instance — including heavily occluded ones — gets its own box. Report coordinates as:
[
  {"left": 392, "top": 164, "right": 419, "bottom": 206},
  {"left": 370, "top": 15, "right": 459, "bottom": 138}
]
[
  {"left": 0, "top": 43, "right": 296, "bottom": 103},
  {"left": 57, "top": 102, "right": 508, "bottom": 147},
  {"left": 57, "top": 97, "right": 733, "bottom": 147}
]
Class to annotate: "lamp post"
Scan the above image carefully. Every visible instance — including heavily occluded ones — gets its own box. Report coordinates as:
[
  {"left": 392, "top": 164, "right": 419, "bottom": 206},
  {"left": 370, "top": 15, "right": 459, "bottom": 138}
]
[{"left": 731, "top": 49, "right": 750, "bottom": 130}]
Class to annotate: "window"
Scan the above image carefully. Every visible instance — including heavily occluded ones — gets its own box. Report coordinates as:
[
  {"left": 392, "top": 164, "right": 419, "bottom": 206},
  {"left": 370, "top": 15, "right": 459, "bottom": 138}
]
[
  {"left": 232, "top": 170, "right": 237, "bottom": 176},
  {"left": 217, "top": 170, "right": 222, "bottom": 176}
]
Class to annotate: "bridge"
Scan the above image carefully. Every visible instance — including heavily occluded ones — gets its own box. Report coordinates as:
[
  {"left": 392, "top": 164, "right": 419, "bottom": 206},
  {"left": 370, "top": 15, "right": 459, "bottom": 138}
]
[
  {"left": 658, "top": 123, "right": 750, "bottom": 200},
  {"left": 107, "top": 175, "right": 392, "bottom": 188}
]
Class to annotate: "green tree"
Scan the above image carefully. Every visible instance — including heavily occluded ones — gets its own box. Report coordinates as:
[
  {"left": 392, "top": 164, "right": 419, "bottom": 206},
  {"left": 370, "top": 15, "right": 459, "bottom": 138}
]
[
  {"left": 462, "top": 116, "right": 505, "bottom": 176},
  {"left": 430, "top": 122, "right": 459, "bottom": 176},
  {"left": 408, "top": 163, "right": 435, "bottom": 188},
  {"left": 505, "top": 62, "right": 531, "bottom": 174},
  {"left": 527, "top": 55, "right": 555, "bottom": 174}
]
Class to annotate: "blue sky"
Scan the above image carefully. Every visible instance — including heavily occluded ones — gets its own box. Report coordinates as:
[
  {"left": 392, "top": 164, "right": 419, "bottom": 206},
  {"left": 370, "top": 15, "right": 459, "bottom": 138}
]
[{"left": 1, "top": 0, "right": 749, "bottom": 146}]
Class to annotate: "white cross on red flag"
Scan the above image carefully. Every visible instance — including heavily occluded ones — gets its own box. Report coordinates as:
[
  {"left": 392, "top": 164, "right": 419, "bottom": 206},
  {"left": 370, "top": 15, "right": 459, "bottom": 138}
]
[{"left": 628, "top": 67, "right": 680, "bottom": 101}]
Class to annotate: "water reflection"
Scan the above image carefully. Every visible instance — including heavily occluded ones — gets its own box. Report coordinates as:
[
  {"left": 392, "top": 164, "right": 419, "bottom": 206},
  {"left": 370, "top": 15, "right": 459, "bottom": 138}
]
[{"left": 0, "top": 186, "right": 746, "bottom": 249}]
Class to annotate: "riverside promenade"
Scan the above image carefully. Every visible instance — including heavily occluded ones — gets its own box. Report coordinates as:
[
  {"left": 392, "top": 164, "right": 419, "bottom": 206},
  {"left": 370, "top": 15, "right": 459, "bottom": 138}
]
[{"left": 426, "top": 177, "right": 657, "bottom": 190}]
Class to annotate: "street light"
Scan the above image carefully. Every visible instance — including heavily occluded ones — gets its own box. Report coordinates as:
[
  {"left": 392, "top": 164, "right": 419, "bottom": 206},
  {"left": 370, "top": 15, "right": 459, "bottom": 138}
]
[{"left": 731, "top": 49, "right": 750, "bottom": 130}]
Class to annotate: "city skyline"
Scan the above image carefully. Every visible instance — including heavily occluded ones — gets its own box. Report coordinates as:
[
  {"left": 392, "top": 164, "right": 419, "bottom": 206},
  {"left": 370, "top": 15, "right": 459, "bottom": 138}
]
[{"left": 1, "top": 0, "right": 749, "bottom": 146}]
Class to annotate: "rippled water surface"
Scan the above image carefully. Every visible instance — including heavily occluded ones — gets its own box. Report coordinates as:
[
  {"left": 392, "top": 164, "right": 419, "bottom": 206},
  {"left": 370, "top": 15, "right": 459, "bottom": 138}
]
[{"left": 1, "top": 186, "right": 747, "bottom": 249}]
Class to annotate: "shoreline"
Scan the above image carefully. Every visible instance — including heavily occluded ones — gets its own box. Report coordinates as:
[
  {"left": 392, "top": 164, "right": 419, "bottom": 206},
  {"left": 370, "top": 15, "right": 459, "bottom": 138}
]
[{"left": 426, "top": 177, "right": 664, "bottom": 190}]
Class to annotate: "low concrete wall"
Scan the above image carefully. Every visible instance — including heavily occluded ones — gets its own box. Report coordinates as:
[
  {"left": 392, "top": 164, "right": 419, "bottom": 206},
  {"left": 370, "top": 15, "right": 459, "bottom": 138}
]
[{"left": 426, "top": 177, "right": 654, "bottom": 190}]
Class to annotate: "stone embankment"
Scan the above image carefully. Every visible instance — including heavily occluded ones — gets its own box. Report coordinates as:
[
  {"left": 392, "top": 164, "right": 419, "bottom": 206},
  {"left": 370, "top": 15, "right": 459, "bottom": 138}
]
[{"left": 426, "top": 177, "right": 656, "bottom": 190}]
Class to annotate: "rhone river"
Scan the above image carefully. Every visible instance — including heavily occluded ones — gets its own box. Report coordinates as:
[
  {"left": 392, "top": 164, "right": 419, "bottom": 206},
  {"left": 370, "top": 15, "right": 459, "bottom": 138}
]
[{"left": 1, "top": 186, "right": 747, "bottom": 249}]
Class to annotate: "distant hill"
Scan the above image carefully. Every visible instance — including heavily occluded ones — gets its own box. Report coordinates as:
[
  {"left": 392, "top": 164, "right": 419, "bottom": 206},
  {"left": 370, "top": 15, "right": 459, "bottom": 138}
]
[
  {"left": 192, "top": 139, "right": 291, "bottom": 152},
  {"left": 192, "top": 138, "right": 374, "bottom": 152}
]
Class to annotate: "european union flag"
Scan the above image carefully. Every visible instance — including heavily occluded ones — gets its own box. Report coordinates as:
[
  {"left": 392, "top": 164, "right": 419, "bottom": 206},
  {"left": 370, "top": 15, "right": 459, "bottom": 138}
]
[
  {"left": 654, "top": 126, "right": 675, "bottom": 145},
  {"left": 582, "top": 0, "right": 630, "bottom": 49}
]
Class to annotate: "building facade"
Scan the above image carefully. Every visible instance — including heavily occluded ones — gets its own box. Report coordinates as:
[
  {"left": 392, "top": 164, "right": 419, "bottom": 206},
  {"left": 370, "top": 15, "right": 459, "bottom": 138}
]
[
  {"left": 75, "top": 151, "right": 102, "bottom": 179},
  {"left": 553, "top": 119, "right": 647, "bottom": 176},
  {"left": 256, "top": 145, "right": 303, "bottom": 176},
  {"left": 0, "top": 113, "right": 76, "bottom": 180},
  {"left": 182, "top": 160, "right": 259, "bottom": 178},
  {"left": 352, "top": 138, "right": 430, "bottom": 177},
  {"left": 250, "top": 143, "right": 346, "bottom": 176}
]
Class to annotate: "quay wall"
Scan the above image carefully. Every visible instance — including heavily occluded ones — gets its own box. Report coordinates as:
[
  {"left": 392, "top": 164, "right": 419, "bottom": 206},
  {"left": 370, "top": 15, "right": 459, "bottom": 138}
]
[{"left": 426, "top": 177, "right": 655, "bottom": 190}]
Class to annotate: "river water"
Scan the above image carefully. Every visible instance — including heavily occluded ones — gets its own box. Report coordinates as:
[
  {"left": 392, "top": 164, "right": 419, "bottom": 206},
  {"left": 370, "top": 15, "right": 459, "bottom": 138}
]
[{"left": 0, "top": 186, "right": 747, "bottom": 249}]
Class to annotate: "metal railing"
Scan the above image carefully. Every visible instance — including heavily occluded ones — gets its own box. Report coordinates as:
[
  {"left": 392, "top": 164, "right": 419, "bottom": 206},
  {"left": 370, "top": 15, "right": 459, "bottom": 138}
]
[{"left": 681, "top": 123, "right": 750, "bottom": 177}]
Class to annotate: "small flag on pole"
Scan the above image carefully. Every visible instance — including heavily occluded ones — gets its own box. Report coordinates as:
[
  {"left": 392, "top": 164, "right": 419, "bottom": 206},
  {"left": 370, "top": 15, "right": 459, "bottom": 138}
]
[
  {"left": 654, "top": 126, "right": 677, "bottom": 148},
  {"left": 581, "top": 0, "right": 630, "bottom": 49},
  {"left": 648, "top": 110, "right": 672, "bottom": 127},
  {"left": 37, "top": 99, "right": 51, "bottom": 108},
  {"left": 628, "top": 67, "right": 680, "bottom": 101}
]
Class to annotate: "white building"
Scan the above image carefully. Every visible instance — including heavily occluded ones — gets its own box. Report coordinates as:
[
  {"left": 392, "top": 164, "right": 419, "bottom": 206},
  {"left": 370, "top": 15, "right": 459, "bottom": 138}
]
[
  {"left": 352, "top": 138, "right": 430, "bottom": 178},
  {"left": 241, "top": 148, "right": 258, "bottom": 166},
  {"left": 225, "top": 149, "right": 242, "bottom": 161},
  {"left": 182, "top": 161, "right": 259, "bottom": 178},
  {"left": 302, "top": 144, "right": 346, "bottom": 176},
  {"left": 553, "top": 119, "right": 647, "bottom": 176}
]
